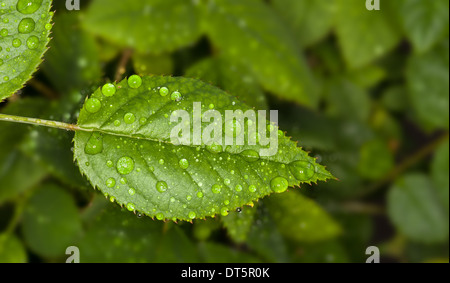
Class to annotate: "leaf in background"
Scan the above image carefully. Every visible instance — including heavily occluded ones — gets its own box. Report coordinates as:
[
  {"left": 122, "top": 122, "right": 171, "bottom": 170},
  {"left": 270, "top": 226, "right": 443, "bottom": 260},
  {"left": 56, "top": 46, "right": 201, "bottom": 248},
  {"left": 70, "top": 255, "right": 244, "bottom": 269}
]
[
  {"left": 0, "top": 98, "right": 48, "bottom": 203},
  {"left": 21, "top": 183, "right": 82, "bottom": 258},
  {"left": 272, "top": 0, "right": 335, "bottom": 47},
  {"left": 264, "top": 191, "right": 341, "bottom": 242},
  {"left": 406, "top": 42, "right": 449, "bottom": 130},
  {"left": 155, "top": 225, "right": 199, "bottom": 263},
  {"left": 186, "top": 57, "right": 268, "bottom": 110},
  {"left": 388, "top": 173, "right": 449, "bottom": 244},
  {"left": 358, "top": 139, "right": 394, "bottom": 180},
  {"left": 78, "top": 205, "right": 163, "bottom": 263},
  {"left": 334, "top": 0, "right": 400, "bottom": 69},
  {"left": 380, "top": 85, "right": 409, "bottom": 113},
  {"left": 0, "top": 233, "right": 27, "bottom": 263},
  {"left": 290, "top": 240, "right": 349, "bottom": 263},
  {"left": 202, "top": 0, "right": 319, "bottom": 107},
  {"left": 74, "top": 76, "right": 333, "bottom": 221},
  {"left": 0, "top": 0, "right": 53, "bottom": 100},
  {"left": 198, "top": 242, "right": 261, "bottom": 263},
  {"left": 221, "top": 205, "right": 257, "bottom": 244},
  {"left": 391, "top": 0, "right": 449, "bottom": 54},
  {"left": 42, "top": 12, "right": 101, "bottom": 93},
  {"left": 247, "top": 203, "right": 289, "bottom": 262},
  {"left": 335, "top": 213, "right": 373, "bottom": 262},
  {"left": 133, "top": 52, "right": 174, "bottom": 77},
  {"left": 83, "top": 0, "right": 202, "bottom": 54},
  {"left": 431, "top": 139, "right": 449, "bottom": 214}
]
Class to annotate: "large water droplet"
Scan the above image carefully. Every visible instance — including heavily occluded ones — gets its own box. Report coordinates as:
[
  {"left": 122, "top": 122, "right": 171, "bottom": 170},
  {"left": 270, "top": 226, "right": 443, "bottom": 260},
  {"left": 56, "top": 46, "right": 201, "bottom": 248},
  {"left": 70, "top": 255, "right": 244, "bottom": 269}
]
[
  {"left": 12, "top": 38, "right": 22, "bottom": 48},
  {"left": 156, "top": 213, "right": 164, "bottom": 220},
  {"left": 17, "top": 0, "right": 43, "bottom": 14},
  {"left": 18, "top": 18, "right": 35, "bottom": 33},
  {"left": 106, "top": 178, "right": 116, "bottom": 188},
  {"left": 248, "top": 185, "right": 257, "bottom": 193},
  {"left": 102, "top": 83, "right": 116, "bottom": 97},
  {"left": 211, "top": 184, "right": 222, "bottom": 194},
  {"left": 124, "top": 113, "right": 136, "bottom": 124},
  {"left": 126, "top": 202, "right": 135, "bottom": 211},
  {"left": 85, "top": 97, "right": 101, "bottom": 113},
  {"left": 0, "top": 28, "right": 8, "bottom": 37},
  {"left": 128, "top": 75, "right": 142, "bottom": 89},
  {"left": 188, "top": 211, "right": 196, "bottom": 219},
  {"left": 289, "top": 160, "right": 316, "bottom": 181},
  {"left": 26, "top": 35, "right": 39, "bottom": 49},
  {"left": 179, "top": 158, "right": 189, "bottom": 169},
  {"left": 206, "top": 143, "right": 223, "bottom": 154},
  {"left": 84, "top": 132, "right": 103, "bottom": 155},
  {"left": 270, "top": 176, "right": 289, "bottom": 193},
  {"left": 116, "top": 156, "right": 135, "bottom": 175},
  {"left": 159, "top": 87, "right": 169, "bottom": 96},
  {"left": 241, "top": 150, "right": 260, "bottom": 162},
  {"left": 235, "top": 184, "right": 243, "bottom": 192},
  {"left": 220, "top": 207, "right": 229, "bottom": 216},
  {"left": 156, "top": 181, "right": 168, "bottom": 193},
  {"left": 171, "top": 91, "right": 182, "bottom": 101}
]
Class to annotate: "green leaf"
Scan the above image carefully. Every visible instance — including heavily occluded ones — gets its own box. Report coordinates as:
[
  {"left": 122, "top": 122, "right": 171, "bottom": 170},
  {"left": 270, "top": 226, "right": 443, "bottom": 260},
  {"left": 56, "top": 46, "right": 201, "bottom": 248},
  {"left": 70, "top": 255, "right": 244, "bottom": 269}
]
[
  {"left": 21, "top": 182, "right": 82, "bottom": 258},
  {"left": 221, "top": 205, "right": 257, "bottom": 243},
  {"left": 198, "top": 242, "right": 261, "bottom": 263},
  {"left": 202, "top": 0, "right": 319, "bottom": 107},
  {"left": 78, "top": 205, "right": 163, "bottom": 263},
  {"left": 290, "top": 240, "right": 349, "bottom": 263},
  {"left": 391, "top": 0, "right": 449, "bottom": 54},
  {"left": 431, "top": 139, "right": 449, "bottom": 214},
  {"left": 83, "top": 0, "right": 202, "bottom": 54},
  {"left": 406, "top": 43, "right": 449, "bottom": 130},
  {"left": 155, "top": 225, "right": 199, "bottom": 263},
  {"left": 387, "top": 173, "right": 449, "bottom": 244},
  {"left": 264, "top": 191, "right": 341, "bottom": 242},
  {"left": 133, "top": 52, "right": 174, "bottom": 77},
  {"left": 0, "top": 0, "right": 53, "bottom": 101},
  {"left": 42, "top": 12, "right": 101, "bottom": 93},
  {"left": 0, "top": 233, "right": 27, "bottom": 263},
  {"left": 334, "top": 0, "right": 400, "bottom": 69},
  {"left": 186, "top": 57, "right": 268, "bottom": 110},
  {"left": 73, "top": 75, "right": 333, "bottom": 221},
  {"left": 358, "top": 139, "right": 394, "bottom": 180},
  {"left": 272, "top": 0, "right": 335, "bottom": 47}
]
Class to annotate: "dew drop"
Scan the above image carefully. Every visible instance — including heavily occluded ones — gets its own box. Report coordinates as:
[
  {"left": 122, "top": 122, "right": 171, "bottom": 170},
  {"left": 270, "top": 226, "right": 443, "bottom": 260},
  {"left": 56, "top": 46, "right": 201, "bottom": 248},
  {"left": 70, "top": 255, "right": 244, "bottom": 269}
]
[
  {"left": 0, "top": 28, "right": 8, "bottom": 37},
  {"left": 128, "top": 75, "right": 142, "bottom": 88},
  {"left": 156, "top": 181, "right": 168, "bottom": 193},
  {"left": 270, "top": 176, "right": 289, "bottom": 193},
  {"left": 170, "top": 91, "right": 181, "bottom": 101},
  {"left": 156, "top": 213, "right": 164, "bottom": 220},
  {"left": 179, "top": 158, "right": 189, "bottom": 169},
  {"left": 188, "top": 211, "right": 196, "bottom": 219},
  {"left": 211, "top": 184, "right": 222, "bottom": 194},
  {"left": 44, "top": 23, "right": 52, "bottom": 30},
  {"left": 18, "top": 18, "right": 35, "bottom": 33},
  {"left": 101, "top": 83, "right": 116, "bottom": 97},
  {"left": 220, "top": 207, "right": 229, "bottom": 216},
  {"left": 126, "top": 202, "right": 135, "bottom": 211},
  {"left": 208, "top": 103, "right": 215, "bottom": 109},
  {"left": 159, "top": 87, "right": 169, "bottom": 96},
  {"left": 114, "top": 120, "right": 121, "bottom": 127},
  {"left": 106, "top": 160, "right": 114, "bottom": 167},
  {"left": 27, "top": 35, "right": 39, "bottom": 49},
  {"left": 12, "top": 38, "right": 22, "bottom": 48},
  {"left": 241, "top": 150, "right": 260, "bottom": 162},
  {"left": 196, "top": 191, "right": 204, "bottom": 198},
  {"left": 235, "top": 184, "right": 243, "bottom": 192},
  {"left": 128, "top": 188, "right": 136, "bottom": 196},
  {"left": 85, "top": 98, "right": 101, "bottom": 113},
  {"left": 106, "top": 178, "right": 116, "bottom": 188},
  {"left": 124, "top": 113, "right": 136, "bottom": 124},
  {"left": 248, "top": 185, "right": 257, "bottom": 193},
  {"left": 84, "top": 132, "right": 103, "bottom": 155},
  {"left": 158, "top": 159, "right": 165, "bottom": 165},
  {"left": 17, "top": 0, "right": 43, "bottom": 14},
  {"left": 289, "top": 160, "right": 316, "bottom": 181},
  {"left": 186, "top": 195, "right": 192, "bottom": 201},
  {"left": 116, "top": 156, "right": 135, "bottom": 175},
  {"left": 206, "top": 143, "right": 223, "bottom": 154},
  {"left": 120, "top": 177, "right": 127, "bottom": 184}
]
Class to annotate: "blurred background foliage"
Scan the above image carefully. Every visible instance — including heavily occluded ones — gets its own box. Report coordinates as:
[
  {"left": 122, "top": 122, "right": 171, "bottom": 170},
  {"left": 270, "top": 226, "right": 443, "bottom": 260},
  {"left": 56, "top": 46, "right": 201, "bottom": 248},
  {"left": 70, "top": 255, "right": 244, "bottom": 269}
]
[{"left": 0, "top": 0, "right": 448, "bottom": 263}]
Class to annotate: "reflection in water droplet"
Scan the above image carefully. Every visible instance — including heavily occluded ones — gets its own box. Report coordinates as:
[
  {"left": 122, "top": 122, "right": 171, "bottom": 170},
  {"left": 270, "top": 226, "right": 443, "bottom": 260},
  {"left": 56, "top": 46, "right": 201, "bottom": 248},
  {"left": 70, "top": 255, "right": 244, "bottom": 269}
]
[
  {"left": 18, "top": 18, "right": 35, "bottom": 33},
  {"left": 17, "top": 0, "right": 43, "bottom": 14}
]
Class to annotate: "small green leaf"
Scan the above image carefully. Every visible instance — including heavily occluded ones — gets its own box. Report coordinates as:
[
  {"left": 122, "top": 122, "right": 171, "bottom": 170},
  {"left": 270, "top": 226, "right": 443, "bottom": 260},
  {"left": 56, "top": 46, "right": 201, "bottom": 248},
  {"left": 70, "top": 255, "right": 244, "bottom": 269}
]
[
  {"left": 221, "top": 205, "right": 257, "bottom": 243},
  {"left": 73, "top": 76, "right": 333, "bottom": 221},
  {"left": 202, "top": 0, "right": 319, "bottom": 107},
  {"left": 431, "top": 140, "right": 449, "bottom": 214},
  {"left": 21, "top": 182, "right": 82, "bottom": 258},
  {"left": 406, "top": 43, "right": 449, "bottom": 130},
  {"left": 0, "top": 0, "right": 53, "bottom": 101},
  {"left": 272, "top": 0, "right": 335, "bottom": 47},
  {"left": 0, "top": 233, "right": 27, "bottom": 263},
  {"left": 83, "top": 0, "right": 202, "bottom": 54},
  {"left": 335, "top": 0, "right": 400, "bottom": 69},
  {"left": 264, "top": 191, "right": 341, "bottom": 242},
  {"left": 387, "top": 173, "right": 449, "bottom": 244}
]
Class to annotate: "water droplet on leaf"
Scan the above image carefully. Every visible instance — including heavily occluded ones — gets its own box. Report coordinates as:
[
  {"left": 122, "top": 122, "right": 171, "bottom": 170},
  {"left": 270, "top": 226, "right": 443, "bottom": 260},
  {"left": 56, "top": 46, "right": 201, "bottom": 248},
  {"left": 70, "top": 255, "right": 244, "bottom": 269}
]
[{"left": 116, "top": 156, "right": 135, "bottom": 175}]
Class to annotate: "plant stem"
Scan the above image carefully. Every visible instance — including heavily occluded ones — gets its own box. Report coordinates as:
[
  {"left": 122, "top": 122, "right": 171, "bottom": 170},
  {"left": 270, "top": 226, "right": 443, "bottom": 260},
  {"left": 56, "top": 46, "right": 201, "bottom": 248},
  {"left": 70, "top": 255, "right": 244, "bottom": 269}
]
[{"left": 0, "top": 113, "right": 87, "bottom": 132}]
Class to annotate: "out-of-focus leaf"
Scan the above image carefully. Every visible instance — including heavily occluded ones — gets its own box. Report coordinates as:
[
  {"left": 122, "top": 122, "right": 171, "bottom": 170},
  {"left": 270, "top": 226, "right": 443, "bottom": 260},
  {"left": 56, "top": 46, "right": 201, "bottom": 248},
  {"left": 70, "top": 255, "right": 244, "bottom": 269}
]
[
  {"left": 155, "top": 225, "right": 199, "bottom": 263},
  {"left": 347, "top": 65, "right": 386, "bottom": 88},
  {"left": 221, "top": 205, "right": 257, "bottom": 244},
  {"left": 193, "top": 218, "right": 221, "bottom": 241},
  {"left": 83, "top": 0, "right": 202, "bottom": 54},
  {"left": 388, "top": 173, "right": 449, "bottom": 244},
  {"left": 78, "top": 205, "right": 163, "bottom": 263},
  {"left": 358, "top": 139, "right": 394, "bottom": 180},
  {"left": 198, "top": 242, "right": 261, "bottom": 263},
  {"left": 0, "top": 233, "right": 27, "bottom": 263},
  {"left": 335, "top": 213, "right": 373, "bottom": 262},
  {"left": 247, "top": 203, "right": 289, "bottom": 262},
  {"left": 272, "top": 0, "right": 335, "bottom": 47},
  {"left": 431, "top": 139, "right": 449, "bottom": 214},
  {"left": 133, "top": 53, "right": 173, "bottom": 76},
  {"left": 186, "top": 57, "right": 268, "bottom": 110},
  {"left": 0, "top": 0, "right": 53, "bottom": 101},
  {"left": 42, "top": 12, "right": 101, "bottom": 93},
  {"left": 325, "top": 78, "right": 371, "bottom": 123},
  {"left": 391, "top": 0, "right": 449, "bottom": 54},
  {"left": 21, "top": 183, "right": 82, "bottom": 258},
  {"left": 381, "top": 85, "right": 409, "bottom": 113},
  {"left": 265, "top": 191, "right": 341, "bottom": 242},
  {"left": 335, "top": 0, "right": 400, "bottom": 69},
  {"left": 406, "top": 42, "right": 449, "bottom": 130},
  {"left": 290, "top": 240, "right": 349, "bottom": 263},
  {"left": 203, "top": 0, "right": 319, "bottom": 107}
]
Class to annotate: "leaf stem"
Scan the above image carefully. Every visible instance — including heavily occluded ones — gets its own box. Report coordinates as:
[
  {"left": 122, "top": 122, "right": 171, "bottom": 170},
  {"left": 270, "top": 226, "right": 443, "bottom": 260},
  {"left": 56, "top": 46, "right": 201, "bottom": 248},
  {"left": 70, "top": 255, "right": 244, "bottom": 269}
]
[{"left": 0, "top": 113, "right": 87, "bottom": 132}]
